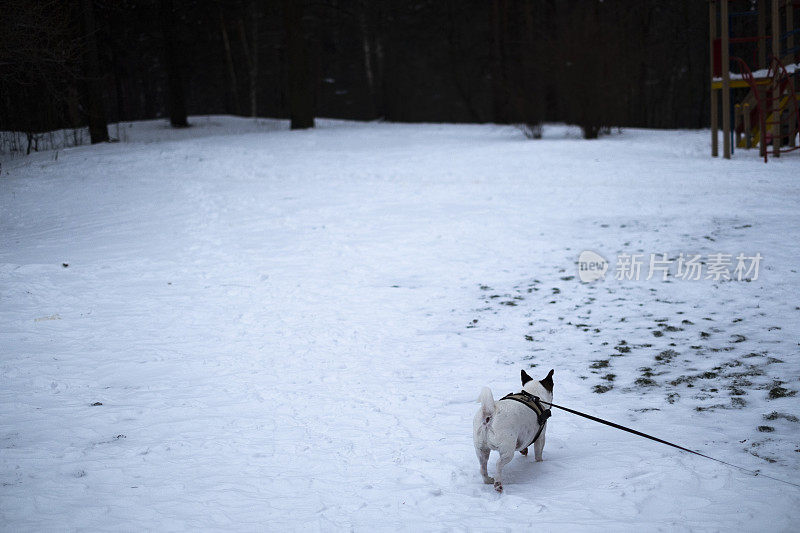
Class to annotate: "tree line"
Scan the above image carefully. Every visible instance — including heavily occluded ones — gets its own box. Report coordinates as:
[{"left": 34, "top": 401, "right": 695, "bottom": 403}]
[{"left": 0, "top": 0, "right": 710, "bottom": 150}]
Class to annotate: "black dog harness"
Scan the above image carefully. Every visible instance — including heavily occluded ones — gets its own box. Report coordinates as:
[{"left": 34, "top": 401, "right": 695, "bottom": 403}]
[{"left": 499, "top": 390, "right": 552, "bottom": 449}]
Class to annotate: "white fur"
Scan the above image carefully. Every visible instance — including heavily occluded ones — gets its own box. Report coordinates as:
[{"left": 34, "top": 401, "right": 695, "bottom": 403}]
[{"left": 473, "top": 372, "right": 553, "bottom": 493}]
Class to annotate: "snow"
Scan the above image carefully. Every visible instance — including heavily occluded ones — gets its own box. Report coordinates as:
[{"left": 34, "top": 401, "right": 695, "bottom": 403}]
[
  {"left": 713, "top": 61, "right": 800, "bottom": 81},
  {"left": 1, "top": 116, "right": 799, "bottom": 530}
]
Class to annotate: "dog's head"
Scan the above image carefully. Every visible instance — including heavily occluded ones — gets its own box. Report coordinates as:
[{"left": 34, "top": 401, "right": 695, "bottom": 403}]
[{"left": 520, "top": 368, "right": 554, "bottom": 403}]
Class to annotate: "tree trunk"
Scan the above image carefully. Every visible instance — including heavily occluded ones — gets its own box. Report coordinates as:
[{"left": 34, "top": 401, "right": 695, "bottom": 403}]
[
  {"left": 249, "top": 1, "right": 259, "bottom": 117},
  {"left": 67, "top": 84, "right": 82, "bottom": 145},
  {"left": 490, "top": 0, "right": 510, "bottom": 123},
  {"left": 581, "top": 124, "right": 600, "bottom": 139},
  {"left": 219, "top": 9, "right": 241, "bottom": 115},
  {"left": 283, "top": 0, "right": 314, "bottom": 129},
  {"left": 237, "top": 2, "right": 259, "bottom": 118},
  {"left": 521, "top": 0, "right": 542, "bottom": 136},
  {"left": 358, "top": 0, "right": 377, "bottom": 118},
  {"left": 81, "top": 0, "right": 109, "bottom": 143},
  {"left": 159, "top": 0, "right": 188, "bottom": 127}
]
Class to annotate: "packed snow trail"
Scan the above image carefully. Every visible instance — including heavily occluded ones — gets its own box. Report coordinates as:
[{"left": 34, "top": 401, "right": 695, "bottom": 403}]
[{"left": 1, "top": 117, "right": 799, "bottom": 530}]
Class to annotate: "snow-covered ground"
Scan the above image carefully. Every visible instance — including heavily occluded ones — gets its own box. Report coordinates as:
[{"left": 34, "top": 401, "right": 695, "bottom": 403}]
[{"left": 1, "top": 116, "right": 799, "bottom": 531}]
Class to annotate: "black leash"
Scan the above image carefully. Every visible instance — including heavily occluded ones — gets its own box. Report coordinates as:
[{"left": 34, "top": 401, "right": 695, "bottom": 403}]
[{"left": 537, "top": 398, "right": 800, "bottom": 489}]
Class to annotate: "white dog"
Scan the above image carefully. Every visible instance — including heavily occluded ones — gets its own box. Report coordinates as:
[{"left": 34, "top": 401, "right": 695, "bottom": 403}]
[{"left": 473, "top": 369, "right": 554, "bottom": 492}]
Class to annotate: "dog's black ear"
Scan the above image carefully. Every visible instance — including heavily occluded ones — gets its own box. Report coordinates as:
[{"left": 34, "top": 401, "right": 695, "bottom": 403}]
[
  {"left": 521, "top": 369, "right": 533, "bottom": 386},
  {"left": 540, "top": 369, "right": 554, "bottom": 392}
]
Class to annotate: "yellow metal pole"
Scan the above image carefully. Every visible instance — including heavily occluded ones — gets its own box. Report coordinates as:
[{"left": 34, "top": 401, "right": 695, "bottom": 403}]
[
  {"left": 735, "top": 104, "right": 742, "bottom": 147},
  {"left": 759, "top": 86, "right": 768, "bottom": 158},
  {"left": 710, "top": 0, "right": 719, "bottom": 157},
  {"left": 758, "top": 0, "right": 767, "bottom": 69},
  {"left": 788, "top": 1, "right": 795, "bottom": 60},
  {"left": 744, "top": 103, "right": 752, "bottom": 148},
  {"left": 772, "top": 0, "right": 781, "bottom": 157},
  {"left": 787, "top": 1, "right": 797, "bottom": 148},
  {"left": 721, "top": 0, "right": 731, "bottom": 159}
]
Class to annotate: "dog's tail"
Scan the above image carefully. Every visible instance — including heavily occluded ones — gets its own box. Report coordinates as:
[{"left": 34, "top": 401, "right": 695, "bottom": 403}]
[{"left": 478, "top": 387, "right": 496, "bottom": 422}]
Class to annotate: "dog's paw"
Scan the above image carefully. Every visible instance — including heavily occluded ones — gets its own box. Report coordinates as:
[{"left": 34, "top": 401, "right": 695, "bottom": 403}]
[
  {"left": 519, "top": 447, "right": 528, "bottom": 456},
  {"left": 535, "top": 456, "right": 543, "bottom": 462},
  {"left": 482, "top": 475, "right": 495, "bottom": 485},
  {"left": 494, "top": 481, "right": 503, "bottom": 493}
]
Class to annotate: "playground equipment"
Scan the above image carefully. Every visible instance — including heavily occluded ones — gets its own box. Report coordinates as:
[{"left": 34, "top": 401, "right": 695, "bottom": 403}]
[{"left": 710, "top": 0, "right": 800, "bottom": 161}]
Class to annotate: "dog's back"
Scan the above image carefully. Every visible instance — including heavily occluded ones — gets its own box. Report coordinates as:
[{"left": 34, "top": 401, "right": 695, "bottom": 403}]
[
  {"left": 473, "top": 369, "right": 554, "bottom": 492},
  {"left": 473, "top": 388, "right": 537, "bottom": 451}
]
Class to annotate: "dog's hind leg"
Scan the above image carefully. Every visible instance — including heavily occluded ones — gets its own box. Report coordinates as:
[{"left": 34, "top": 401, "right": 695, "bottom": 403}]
[
  {"left": 493, "top": 448, "right": 514, "bottom": 493},
  {"left": 533, "top": 429, "right": 546, "bottom": 462},
  {"left": 475, "top": 446, "right": 494, "bottom": 484}
]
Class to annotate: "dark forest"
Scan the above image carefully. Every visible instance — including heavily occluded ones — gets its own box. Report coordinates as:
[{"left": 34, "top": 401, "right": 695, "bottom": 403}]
[{"left": 1, "top": 0, "right": 710, "bottom": 144}]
